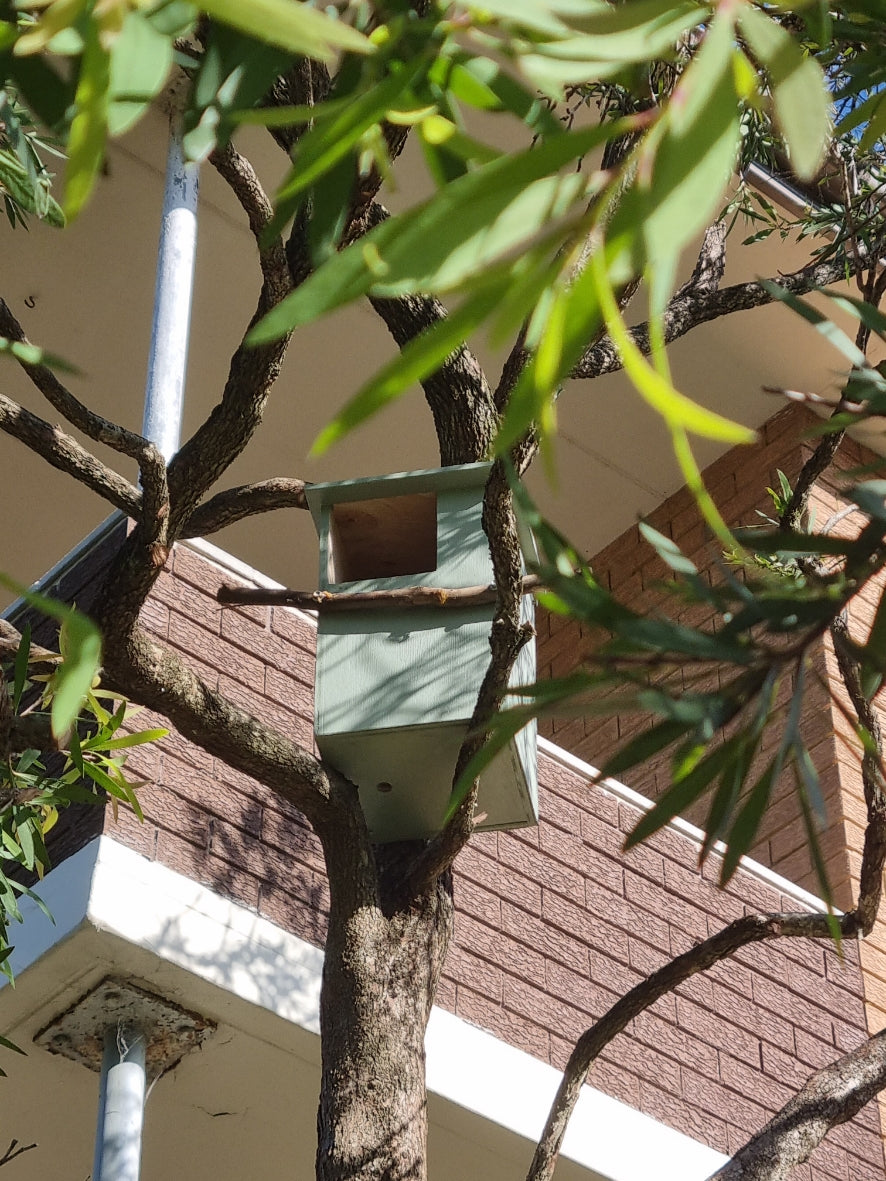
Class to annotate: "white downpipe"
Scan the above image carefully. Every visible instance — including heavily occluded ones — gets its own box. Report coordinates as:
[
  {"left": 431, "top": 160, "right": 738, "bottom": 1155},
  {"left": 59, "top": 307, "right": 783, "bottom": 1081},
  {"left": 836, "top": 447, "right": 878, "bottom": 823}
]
[
  {"left": 92, "top": 1025, "right": 148, "bottom": 1181},
  {"left": 142, "top": 125, "right": 199, "bottom": 460}
]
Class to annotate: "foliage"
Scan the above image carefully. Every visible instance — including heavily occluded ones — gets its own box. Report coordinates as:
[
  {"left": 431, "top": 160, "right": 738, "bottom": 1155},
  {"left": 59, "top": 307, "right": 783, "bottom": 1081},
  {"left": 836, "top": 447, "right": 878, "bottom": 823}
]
[
  {"left": 2, "top": 0, "right": 837, "bottom": 453},
  {"left": 2, "top": 0, "right": 883, "bottom": 894},
  {"left": 0, "top": 592, "right": 164, "bottom": 1019},
  {"left": 0, "top": 87, "right": 63, "bottom": 228},
  {"left": 3, "top": 1, "right": 886, "bottom": 1170}
]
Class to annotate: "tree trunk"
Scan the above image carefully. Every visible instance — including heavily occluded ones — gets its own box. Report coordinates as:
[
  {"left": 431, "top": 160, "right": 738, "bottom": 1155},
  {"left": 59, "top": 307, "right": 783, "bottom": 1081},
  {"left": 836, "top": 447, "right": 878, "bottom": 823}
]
[{"left": 316, "top": 839, "right": 453, "bottom": 1181}]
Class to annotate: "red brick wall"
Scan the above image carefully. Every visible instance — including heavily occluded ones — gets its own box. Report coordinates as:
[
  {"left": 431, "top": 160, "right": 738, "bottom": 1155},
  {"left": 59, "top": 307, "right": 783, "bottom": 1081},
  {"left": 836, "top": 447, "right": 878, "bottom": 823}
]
[
  {"left": 536, "top": 403, "right": 859, "bottom": 903},
  {"left": 27, "top": 528, "right": 882, "bottom": 1178}
]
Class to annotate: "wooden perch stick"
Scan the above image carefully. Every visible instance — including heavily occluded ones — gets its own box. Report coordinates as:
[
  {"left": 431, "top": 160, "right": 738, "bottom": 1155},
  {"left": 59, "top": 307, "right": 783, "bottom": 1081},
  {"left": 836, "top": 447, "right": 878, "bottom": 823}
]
[{"left": 217, "top": 574, "right": 543, "bottom": 611}]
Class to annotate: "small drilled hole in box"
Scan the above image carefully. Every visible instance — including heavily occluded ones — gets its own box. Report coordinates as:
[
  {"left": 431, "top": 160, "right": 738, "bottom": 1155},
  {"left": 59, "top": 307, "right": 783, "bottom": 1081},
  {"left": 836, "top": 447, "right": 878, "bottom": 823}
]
[{"left": 329, "top": 492, "right": 437, "bottom": 583}]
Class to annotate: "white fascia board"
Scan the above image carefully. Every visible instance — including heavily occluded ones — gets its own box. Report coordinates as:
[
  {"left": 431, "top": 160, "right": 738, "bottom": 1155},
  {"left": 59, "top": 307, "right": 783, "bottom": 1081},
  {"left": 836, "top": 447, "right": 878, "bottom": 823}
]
[{"left": 4, "top": 837, "right": 727, "bottom": 1181}]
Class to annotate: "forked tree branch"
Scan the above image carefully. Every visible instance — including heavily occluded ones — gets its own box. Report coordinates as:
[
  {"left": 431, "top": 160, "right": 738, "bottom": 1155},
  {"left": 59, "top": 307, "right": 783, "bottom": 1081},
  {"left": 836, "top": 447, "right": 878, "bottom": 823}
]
[
  {"left": 0, "top": 299, "right": 154, "bottom": 462},
  {"left": 0, "top": 391, "right": 141, "bottom": 515},
  {"left": 525, "top": 909, "right": 862, "bottom": 1181},
  {"left": 0, "top": 1140, "right": 36, "bottom": 1168},
  {"left": 182, "top": 478, "right": 310, "bottom": 537},
  {"left": 164, "top": 137, "right": 295, "bottom": 536}
]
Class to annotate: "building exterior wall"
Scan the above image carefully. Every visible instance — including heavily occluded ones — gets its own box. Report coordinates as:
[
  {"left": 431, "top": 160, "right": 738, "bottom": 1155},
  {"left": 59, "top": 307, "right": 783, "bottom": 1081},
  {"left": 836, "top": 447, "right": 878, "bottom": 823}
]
[
  {"left": 536, "top": 403, "right": 851, "bottom": 900},
  {"left": 21, "top": 517, "right": 886, "bottom": 1178},
  {"left": 536, "top": 400, "right": 886, "bottom": 1165}
]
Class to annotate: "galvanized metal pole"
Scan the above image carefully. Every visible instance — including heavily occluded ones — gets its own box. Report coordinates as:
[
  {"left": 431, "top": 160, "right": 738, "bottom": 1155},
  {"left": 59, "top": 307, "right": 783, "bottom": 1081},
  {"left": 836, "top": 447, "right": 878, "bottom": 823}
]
[
  {"left": 92, "top": 1025, "right": 147, "bottom": 1181},
  {"left": 142, "top": 124, "right": 199, "bottom": 460}
]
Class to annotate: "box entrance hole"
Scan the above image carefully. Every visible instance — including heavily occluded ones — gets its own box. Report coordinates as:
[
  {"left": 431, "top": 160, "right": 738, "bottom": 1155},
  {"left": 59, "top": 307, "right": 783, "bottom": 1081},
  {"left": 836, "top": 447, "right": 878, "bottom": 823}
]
[{"left": 329, "top": 492, "right": 437, "bottom": 583}]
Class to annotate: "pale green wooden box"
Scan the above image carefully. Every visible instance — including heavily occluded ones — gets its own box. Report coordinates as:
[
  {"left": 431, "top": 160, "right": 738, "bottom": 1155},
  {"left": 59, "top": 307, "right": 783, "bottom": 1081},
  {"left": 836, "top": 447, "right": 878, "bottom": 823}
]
[{"left": 305, "top": 463, "right": 538, "bottom": 843}]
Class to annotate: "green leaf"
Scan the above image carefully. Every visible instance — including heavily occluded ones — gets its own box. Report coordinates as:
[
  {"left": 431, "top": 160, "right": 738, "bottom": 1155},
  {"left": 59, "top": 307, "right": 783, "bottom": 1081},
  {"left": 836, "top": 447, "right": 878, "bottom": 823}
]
[
  {"left": 14, "top": 817, "right": 34, "bottom": 871},
  {"left": 64, "top": 20, "right": 111, "bottom": 219},
  {"left": 820, "top": 291, "right": 886, "bottom": 342},
  {"left": 51, "top": 614, "right": 101, "bottom": 739},
  {"left": 0, "top": 336, "right": 78, "bottom": 371},
  {"left": 249, "top": 118, "right": 624, "bottom": 342},
  {"left": 81, "top": 727, "right": 168, "bottom": 753},
  {"left": 517, "top": 0, "right": 705, "bottom": 90},
  {"left": 199, "top": 0, "right": 370, "bottom": 61},
  {"left": 312, "top": 281, "right": 504, "bottom": 453},
  {"left": 0, "top": 576, "right": 102, "bottom": 739},
  {"left": 107, "top": 10, "right": 172, "bottom": 137},
  {"left": 590, "top": 253, "right": 756, "bottom": 445},
  {"left": 12, "top": 623, "right": 30, "bottom": 713},
  {"left": 605, "top": 11, "right": 742, "bottom": 296},
  {"left": 733, "top": 529, "right": 860, "bottom": 556},
  {"left": 11, "top": 880, "right": 53, "bottom": 923},
  {"left": 0, "top": 150, "right": 65, "bottom": 227},
  {"left": 82, "top": 756, "right": 144, "bottom": 820},
  {"left": 601, "top": 719, "right": 691, "bottom": 781},
  {"left": 638, "top": 521, "right": 698, "bottom": 576},
  {"left": 625, "top": 736, "right": 742, "bottom": 850},
  {"left": 440, "top": 55, "right": 563, "bottom": 138},
  {"left": 719, "top": 759, "right": 777, "bottom": 883},
  {"left": 738, "top": 4, "right": 829, "bottom": 180},
  {"left": 0, "top": 1033, "right": 25, "bottom": 1056}
]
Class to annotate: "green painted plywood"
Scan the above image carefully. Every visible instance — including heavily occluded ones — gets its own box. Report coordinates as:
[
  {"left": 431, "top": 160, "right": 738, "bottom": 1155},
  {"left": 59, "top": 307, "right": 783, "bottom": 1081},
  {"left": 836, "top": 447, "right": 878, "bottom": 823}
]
[{"left": 308, "top": 463, "right": 537, "bottom": 841}]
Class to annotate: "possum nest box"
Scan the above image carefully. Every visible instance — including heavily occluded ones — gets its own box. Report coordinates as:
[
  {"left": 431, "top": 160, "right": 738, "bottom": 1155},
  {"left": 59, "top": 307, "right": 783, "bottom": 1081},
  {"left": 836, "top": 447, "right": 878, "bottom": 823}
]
[{"left": 306, "top": 463, "right": 538, "bottom": 843}]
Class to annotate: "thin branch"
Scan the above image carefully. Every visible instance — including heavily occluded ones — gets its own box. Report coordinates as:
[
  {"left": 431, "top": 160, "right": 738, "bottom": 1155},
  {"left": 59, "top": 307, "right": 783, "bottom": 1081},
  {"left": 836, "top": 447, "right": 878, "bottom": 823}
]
[
  {"left": 0, "top": 619, "right": 59, "bottom": 664},
  {"left": 0, "top": 391, "right": 141, "bottom": 515},
  {"left": 97, "top": 617, "right": 347, "bottom": 827},
  {"left": 830, "top": 614, "right": 886, "bottom": 934},
  {"left": 526, "top": 909, "right": 861, "bottom": 1181},
  {"left": 404, "top": 463, "right": 529, "bottom": 896},
  {"left": 209, "top": 142, "right": 289, "bottom": 292},
  {"left": 182, "top": 478, "right": 310, "bottom": 538},
  {"left": 364, "top": 203, "right": 498, "bottom": 466},
  {"left": 164, "top": 134, "right": 296, "bottom": 538},
  {"left": 710, "top": 1026, "right": 886, "bottom": 1181},
  {"left": 572, "top": 252, "right": 860, "bottom": 380},
  {"left": 0, "top": 299, "right": 170, "bottom": 538},
  {"left": 216, "top": 574, "right": 543, "bottom": 611},
  {"left": 0, "top": 1140, "right": 37, "bottom": 1168},
  {"left": 164, "top": 277, "right": 294, "bottom": 536},
  {"left": 0, "top": 299, "right": 152, "bottom": 461}
]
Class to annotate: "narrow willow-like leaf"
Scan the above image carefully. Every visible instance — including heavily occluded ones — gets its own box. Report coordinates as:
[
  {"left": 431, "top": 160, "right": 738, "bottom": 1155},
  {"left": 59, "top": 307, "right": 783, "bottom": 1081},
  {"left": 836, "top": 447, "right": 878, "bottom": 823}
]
[
  {"left": 719, "top": 760, "right": 777, "bottom": 884},
  {"left": 312, "top": 282, "right": 504, "bottom": 454},
  {"left": 625, "top": 737, "right": 742, "bottom": 850},
  {"left": 12, "top": 624, "right": 30, "bottom": 713},
  {"left": 739, "top": 3, "right": 829, "bottom": 180},
  {"left": 64, "top": 20, "right": 110, "bottom": 219},
  {"left": 200, "top": 0, "right": 370, "bottom": 60},
  {"left": 592, "top": 252, "right": 755, "bottom": 445}
]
